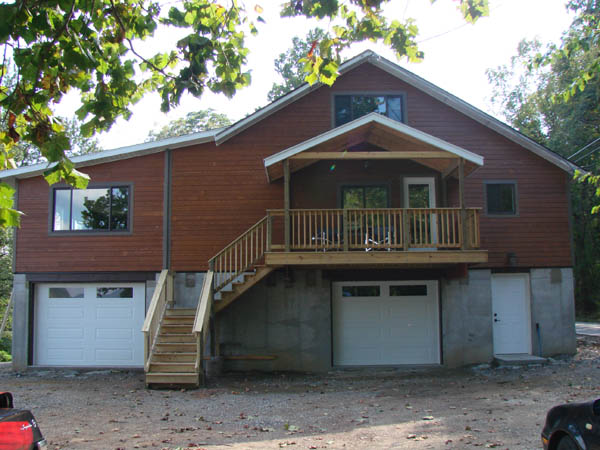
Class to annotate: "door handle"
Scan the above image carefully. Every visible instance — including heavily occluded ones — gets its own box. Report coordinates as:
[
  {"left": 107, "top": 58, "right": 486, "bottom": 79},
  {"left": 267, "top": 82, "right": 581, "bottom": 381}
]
[{"left": 494, "top": 318, "right": 500, "bottom": 322}]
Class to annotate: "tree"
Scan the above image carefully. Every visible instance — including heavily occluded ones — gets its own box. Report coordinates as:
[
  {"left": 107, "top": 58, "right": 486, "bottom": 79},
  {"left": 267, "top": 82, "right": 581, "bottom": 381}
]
[
  {"left": 146, "top": 109, "right": 231, "bottom": 141},
  {"left": 0, "top": 0, "right": 489, "bottom": 227},
  {"left": 268, "top": 28, "right": 329, "bottom": 101},
  {"left": 487, "top": 29, "right": 600, "bottom": 317},
  {"left": 9, "top": 117, "right": 102, "bottom": 167},
  {"left": 536, "top": 0, "right": 600, "bottom": 100}
]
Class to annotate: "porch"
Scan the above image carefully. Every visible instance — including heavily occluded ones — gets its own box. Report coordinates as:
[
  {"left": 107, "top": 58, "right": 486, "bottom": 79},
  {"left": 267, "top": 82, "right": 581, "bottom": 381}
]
[{"left": 207, "top": 205, "right": 485, "bottom": 293}]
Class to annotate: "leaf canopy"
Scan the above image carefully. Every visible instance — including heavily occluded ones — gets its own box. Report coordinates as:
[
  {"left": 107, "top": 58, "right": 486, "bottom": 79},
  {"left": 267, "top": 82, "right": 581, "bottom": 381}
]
[{"left": 0, "top": 0, "right": 488, "bottom": 227}]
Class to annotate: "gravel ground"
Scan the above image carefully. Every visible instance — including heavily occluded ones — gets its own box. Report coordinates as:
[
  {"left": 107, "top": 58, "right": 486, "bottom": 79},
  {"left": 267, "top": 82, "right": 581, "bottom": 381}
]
[{"left": 1, "top": 336, "right": 599, "bottom": 450}]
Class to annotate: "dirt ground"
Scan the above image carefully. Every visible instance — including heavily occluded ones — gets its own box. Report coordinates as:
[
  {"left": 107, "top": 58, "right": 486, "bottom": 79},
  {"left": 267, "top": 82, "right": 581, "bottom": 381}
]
[{"left": 1, "top": 336, "right": 599, "bottom": 450}]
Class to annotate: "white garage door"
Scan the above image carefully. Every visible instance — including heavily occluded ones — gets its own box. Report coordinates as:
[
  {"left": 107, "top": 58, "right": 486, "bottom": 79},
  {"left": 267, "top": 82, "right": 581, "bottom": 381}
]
[
  {"left": 34, "top": 283, "right": 145, "bottom": 367},
  {"left": 333, "top": 280, "right": 440, "bottom": 365}
]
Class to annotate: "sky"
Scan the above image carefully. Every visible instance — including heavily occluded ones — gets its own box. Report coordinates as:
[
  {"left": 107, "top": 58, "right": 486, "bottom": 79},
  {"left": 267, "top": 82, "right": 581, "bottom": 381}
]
[{"left": 57, "top": 0, "right": 575, "bottom": 150}]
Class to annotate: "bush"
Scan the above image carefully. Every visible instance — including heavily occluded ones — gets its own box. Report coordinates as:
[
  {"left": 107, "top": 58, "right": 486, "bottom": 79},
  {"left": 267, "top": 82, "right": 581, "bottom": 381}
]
[{"left": 0, "top": 350, "right": 10, "bottom": 362}]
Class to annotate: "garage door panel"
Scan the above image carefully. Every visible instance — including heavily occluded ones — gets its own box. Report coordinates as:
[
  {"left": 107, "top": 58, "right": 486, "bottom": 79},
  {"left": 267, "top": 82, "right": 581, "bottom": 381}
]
[
  {"left": 47, "top": 327, "right": 84, "bottom": 339},
  {"left": 336, "top": 301, "right": 380, "bottom": 321},
  {"left": 95, "top": 306, "right": 135, "bottom": 320},
  {"left": 333, "top": 281, "right": 440, "bottom": 366},
  {"left": 47, "top": 348, "right": 85, "bottom": 362},
  {"left": 48, "top": 306, "right": 85, "bottom": 320},
  {"left": 94, "top": 328, "right": 134, "bottom": 340},
  {"left": 35, "top": 283, "right": 145, "bottom": 367},
  {"left": 95, "top": 349, "right": 134, "bottom": 362}
]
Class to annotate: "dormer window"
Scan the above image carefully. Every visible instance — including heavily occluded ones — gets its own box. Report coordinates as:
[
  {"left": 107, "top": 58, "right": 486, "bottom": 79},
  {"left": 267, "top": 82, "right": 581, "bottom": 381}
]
[{"left": 334, "top": 94, "right": 404, "bottom": 127}]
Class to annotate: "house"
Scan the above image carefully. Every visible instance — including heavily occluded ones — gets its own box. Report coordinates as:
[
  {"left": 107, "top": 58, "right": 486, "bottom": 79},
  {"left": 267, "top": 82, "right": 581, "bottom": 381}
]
[{"left": 3, "top": 51, "right": 578, "bottom": 386}]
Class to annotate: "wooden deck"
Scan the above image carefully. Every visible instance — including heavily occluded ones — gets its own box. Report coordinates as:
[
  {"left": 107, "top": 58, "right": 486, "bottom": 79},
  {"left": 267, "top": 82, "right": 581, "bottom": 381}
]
[{"left": 264, "top": 250, "right": 488, "bottom": 266}]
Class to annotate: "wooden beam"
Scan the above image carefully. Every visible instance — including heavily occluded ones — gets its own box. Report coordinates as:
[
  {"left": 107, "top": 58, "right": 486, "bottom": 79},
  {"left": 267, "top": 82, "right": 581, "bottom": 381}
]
[
  {"left": 265, "top": 250, "right": 488, "bottom": 266},
  {"left": 442, "top": 160, "right": 459, "bottom": 179},
  {"left": 289, "top": 151, "right": 458, "bottom": 160},
  {"left": 458, "top": 158, "right": 468, "bottom": 250},
  {"left": 283, "top": 159, "right": 290, "bottom": 252}
]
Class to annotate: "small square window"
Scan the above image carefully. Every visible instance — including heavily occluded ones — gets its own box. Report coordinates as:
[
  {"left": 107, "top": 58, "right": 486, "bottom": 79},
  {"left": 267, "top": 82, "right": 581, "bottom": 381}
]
[
  {"left": 334, "top": 94, "right": 405, "bottom": 126},
  {"left": 486, "top": 183, "right": 517, "bottom": 215}
]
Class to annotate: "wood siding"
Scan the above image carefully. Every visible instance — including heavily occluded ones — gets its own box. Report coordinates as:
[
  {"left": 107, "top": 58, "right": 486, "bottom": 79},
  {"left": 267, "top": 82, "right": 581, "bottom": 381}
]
[
  {"left": 15, "top": 153, "right": 164, "bottom": 272},
  {"left": 14, "top": 62, "right": 572, "bottom": 273}
]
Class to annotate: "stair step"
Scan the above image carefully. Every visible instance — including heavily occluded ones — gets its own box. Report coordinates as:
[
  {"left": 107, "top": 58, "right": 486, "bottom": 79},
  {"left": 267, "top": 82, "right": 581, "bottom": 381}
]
[
  {"left": 149, "top": 362, "right": 196, "bottom": 373},
  {"left": 162, "top": 316, "right": 195, "bottom": 325},
  {"left": 152, "top": 352, "right": 196, "bottom": 362},
  {"left": 155, "top": 342, "right": 196, "bottom": 352},
  {"left": 160, "top": 324, "right": 193, "bottom": 333},
  {"left": 165, "top": 308, "right": 195, "bottom": 317},
  {"left": 158, "top": 334, "right": 196, "bottom": 343},
  {"left": 146, "top": 372, "right": 199, "bottom": 385}
]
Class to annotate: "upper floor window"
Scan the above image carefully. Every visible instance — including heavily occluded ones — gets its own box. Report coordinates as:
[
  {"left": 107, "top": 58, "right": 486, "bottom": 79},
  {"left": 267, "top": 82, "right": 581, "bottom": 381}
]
[
  {"left": 485, "top": 182, "right": 517, "bottom": 216},
  {"left": 342, "top": 185, "right": 389, "bottom": 209},
  {"left": 53, "top": 186, "right": 130, "bottom": 232},
  {"left": 334, "top": 94, "right": 404, "bottom": 126}
]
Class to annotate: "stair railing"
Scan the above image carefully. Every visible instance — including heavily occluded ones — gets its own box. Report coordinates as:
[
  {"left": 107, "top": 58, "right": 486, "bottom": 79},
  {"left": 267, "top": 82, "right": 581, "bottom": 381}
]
[
  {"left": 208, "top": 216, "right": 270, "bottom": 294},
  {"left": 193, "top": 270, "right": 214, "bottom": 381},
  {"left": 141, "top": 269, "right": 173, "bottom": 372}
]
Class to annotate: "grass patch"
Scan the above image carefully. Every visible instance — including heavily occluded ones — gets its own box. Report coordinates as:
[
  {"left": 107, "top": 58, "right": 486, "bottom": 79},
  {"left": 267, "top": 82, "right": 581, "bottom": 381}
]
[{"left": 0, "top": 336, "right": 10, "bottom": 362}]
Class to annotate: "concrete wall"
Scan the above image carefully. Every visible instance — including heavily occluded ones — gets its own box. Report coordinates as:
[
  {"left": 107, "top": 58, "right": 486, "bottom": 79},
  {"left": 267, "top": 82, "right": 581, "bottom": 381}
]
[
  {"left": 174, "top": 272, "right": 205, "bottom": 309},
  {"left": 14, "top": 266, "right": 575, "bottom": 371},
  {"left": 217, "top": 269, "right": 332, "bottom": 372},
  {"left": 441, "top": 270, "right": 494, "bottom": 367},
  {"left": 530, "top": 268, "right": 576, "bottom": 357},
  {"left": 11, "top": 274, "right": 28, "bottom": 371}
]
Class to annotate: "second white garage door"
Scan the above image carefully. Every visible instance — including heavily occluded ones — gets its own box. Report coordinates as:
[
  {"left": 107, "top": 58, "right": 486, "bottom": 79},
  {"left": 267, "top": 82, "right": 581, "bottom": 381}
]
[
  {"left": 333, "top": 280, "right": 440, "bottom": 366},
  {"left": 34, "top": 283, "right": 146, "bottom": 367}
]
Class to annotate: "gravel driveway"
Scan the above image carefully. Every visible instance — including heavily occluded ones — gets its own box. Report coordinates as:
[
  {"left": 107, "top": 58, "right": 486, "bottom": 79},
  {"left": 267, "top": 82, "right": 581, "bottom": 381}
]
[{"left": 2, "top": 336, "right": 599, "bottom": 450}]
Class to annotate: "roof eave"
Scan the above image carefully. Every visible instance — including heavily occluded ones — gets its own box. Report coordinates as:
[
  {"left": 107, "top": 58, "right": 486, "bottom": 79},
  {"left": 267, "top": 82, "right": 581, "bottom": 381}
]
[
  {"left": 215, "top": 51, "right": 376, "bottom": 146},
  {"left": 0, "top": 129, "right": 220, "bottom": 181}
]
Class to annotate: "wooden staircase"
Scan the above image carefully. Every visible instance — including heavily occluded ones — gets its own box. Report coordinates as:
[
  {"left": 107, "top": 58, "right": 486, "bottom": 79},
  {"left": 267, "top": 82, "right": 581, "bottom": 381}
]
[
  {"left": 145, "top": 308, "right": 200, "bottom": 387},
  {"left": 213, "top": 266, "right": 275, "bottom": 313}
]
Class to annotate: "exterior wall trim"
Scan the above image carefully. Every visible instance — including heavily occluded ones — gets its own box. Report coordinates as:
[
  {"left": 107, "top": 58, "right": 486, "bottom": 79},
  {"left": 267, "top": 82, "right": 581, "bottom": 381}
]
[{"left": 24, "top": 272, "right": 158, "bottom": 282}]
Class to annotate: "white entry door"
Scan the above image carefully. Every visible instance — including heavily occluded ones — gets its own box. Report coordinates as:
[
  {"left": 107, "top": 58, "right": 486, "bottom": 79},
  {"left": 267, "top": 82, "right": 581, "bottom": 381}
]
[
  {"left": 332, "top": 280, "right": 440, "bottom": 365},
  {"left": 491, "top": 273, "right": 532, "bottom": 355},
  {"left": 35, "top": 283, "right": 146, "bottom": 367}
]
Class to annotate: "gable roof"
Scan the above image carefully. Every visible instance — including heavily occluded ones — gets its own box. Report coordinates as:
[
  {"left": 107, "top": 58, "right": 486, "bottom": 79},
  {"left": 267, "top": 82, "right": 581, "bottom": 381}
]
[
  {"left": 264, "top": 112, "right": 484, "bottom": 181},
  {"left": 219, "top": 50, "right": 578, "bottom": 174},
  {"left": 0, "top": 50, "right": 578, "bottom": 181}
]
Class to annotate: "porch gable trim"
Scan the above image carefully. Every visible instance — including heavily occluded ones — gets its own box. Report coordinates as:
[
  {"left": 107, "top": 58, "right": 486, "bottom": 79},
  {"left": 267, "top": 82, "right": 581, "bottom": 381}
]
[{"left": 264, "top": 113, "right": 483, "bottom": 175}]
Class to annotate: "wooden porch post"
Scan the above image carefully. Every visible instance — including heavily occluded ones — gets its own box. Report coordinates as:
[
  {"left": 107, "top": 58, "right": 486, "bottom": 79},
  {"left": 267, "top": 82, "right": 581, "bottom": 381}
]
[
  {"left": 283, "top": 159, "right": 290, "bottom": 252},
  {"left": 458, "top": 158, "right": 468, "bottom": 250}
]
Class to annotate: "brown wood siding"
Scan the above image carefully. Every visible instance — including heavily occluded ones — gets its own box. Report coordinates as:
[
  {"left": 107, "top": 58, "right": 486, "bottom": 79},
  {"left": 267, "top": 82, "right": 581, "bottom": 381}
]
[
  {"left": 14, "top": 62, "right": 572, "bottom": 273},
  {"left": 171, "top": 63, "right": 571, "bottom": 270},
  {"left": 15, "top": 152, "right": 164, "bottom": 272},
  {"left": 291, "top": 160, "right": 439, "bottom": 209}
]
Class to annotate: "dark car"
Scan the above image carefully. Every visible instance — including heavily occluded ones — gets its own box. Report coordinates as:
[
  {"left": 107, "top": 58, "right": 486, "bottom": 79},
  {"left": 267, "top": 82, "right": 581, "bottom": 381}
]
[
  {"left": 0, "top": 392, "right": 47, "bottom": 450},
  {"left": 542, "top": 398, "right": 600, "bottom": 450}
]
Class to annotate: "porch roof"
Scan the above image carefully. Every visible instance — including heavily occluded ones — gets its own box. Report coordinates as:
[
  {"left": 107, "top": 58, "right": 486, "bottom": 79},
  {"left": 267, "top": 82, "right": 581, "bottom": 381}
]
[{"left": 263, "top": 113, "right": 484, "bottom": 182}]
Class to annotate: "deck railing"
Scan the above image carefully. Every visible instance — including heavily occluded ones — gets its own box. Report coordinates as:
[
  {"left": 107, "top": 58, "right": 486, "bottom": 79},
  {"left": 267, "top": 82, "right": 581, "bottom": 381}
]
[
  {"left": 141, "top": 269, "right": 172, "bottom": 372},
  {"left": 268, "top": 208, "right": 481, "bottom": 251},
  {"left": 207, "top": 208, "right": 481, "bottom": 297}
]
